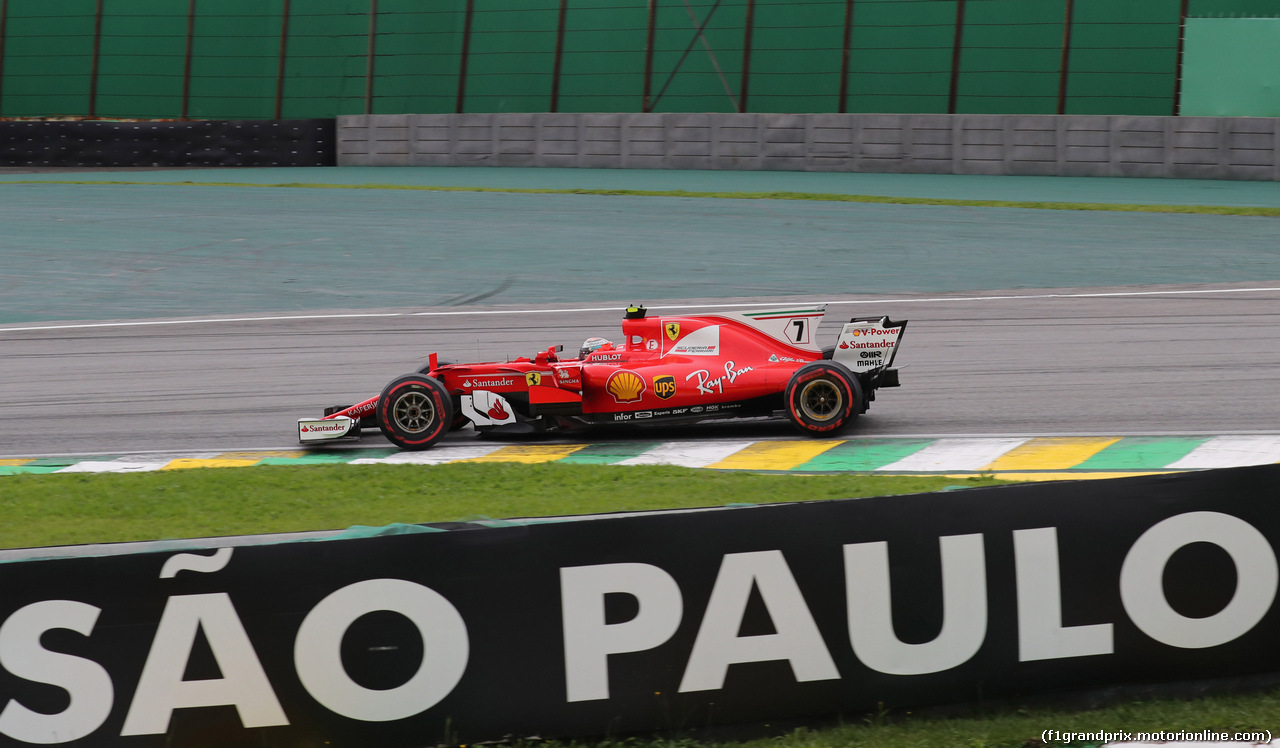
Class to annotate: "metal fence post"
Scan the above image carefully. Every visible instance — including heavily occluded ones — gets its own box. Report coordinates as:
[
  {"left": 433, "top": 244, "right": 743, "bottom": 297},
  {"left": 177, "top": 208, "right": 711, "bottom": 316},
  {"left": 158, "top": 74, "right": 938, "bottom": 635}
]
[
  {"left": 838, "top": 0, "right": 854, "bottom": 113},
  {"left": 275, "top": 0, "right": 291, "bottom": 119},
  {"left": 947, "top": 0, "right": 966, "bottom": 115},
  {"left": 365, "top": 0, "right": 378, "bottom": 115},
  {"left": 739, "top": 0, "right": 755, "bottom": 112},
  {"left": 1057, "top": 0, "right": 1074, "bottom": 115},
  {"left": 89, "top": 0, "right": 104, "bottom": 117},
  {"left": 0, "top": 0, "right": 8, "bottom": 116},
  {"left": 1172, "top": 0, "right": 1189, "bottom": 115},
  {"left": 181, "top": 0, "right": 195, "bottom": 120},
  {"left": 550, "top": 0, "right": 568, "bottom": 112},
  {"left": 456, "top": 0, "right": 475, "bottom": 114},
  {"left": 642, "top": 0, "right": 657, "bottom": 112}
]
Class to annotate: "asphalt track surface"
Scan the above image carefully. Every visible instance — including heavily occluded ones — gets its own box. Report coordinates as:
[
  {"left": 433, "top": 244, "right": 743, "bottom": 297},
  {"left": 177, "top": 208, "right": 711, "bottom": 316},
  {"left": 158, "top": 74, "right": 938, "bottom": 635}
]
[
  {"left": 3, "top": 283, "right": 1279, "bottom": 458},
  {"left": 4, "top": 171, "right": 1280, "bottom": 325},
  {"left": 2, "top": 167, "right": 1278, "bottom": 458}
]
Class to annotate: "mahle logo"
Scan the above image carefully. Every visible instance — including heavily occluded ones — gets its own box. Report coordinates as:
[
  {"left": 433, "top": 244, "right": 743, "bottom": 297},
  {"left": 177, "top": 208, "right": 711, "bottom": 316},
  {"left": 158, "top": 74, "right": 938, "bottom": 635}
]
[
  {"left": 653, "top": 375, "right": 676, "bottom": 400},
  {"left": 664, "top": 322, "right": 680, "bottom": 341}
]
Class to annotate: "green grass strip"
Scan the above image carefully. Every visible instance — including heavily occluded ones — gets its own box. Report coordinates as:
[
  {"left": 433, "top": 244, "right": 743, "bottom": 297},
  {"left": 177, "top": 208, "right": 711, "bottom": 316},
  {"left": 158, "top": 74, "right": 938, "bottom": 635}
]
[
  {"left": 506, "top": 686, "right": 1280, "bottom": 748},
  {"left": 5, "top": 179, "right": 1279, "bottom": 216},
  {"left": 0, "top": 462, "right": 1004, "bottom": 550},
  {"left": 5, "top": 460, "right": 1275, "bottom": 744}
]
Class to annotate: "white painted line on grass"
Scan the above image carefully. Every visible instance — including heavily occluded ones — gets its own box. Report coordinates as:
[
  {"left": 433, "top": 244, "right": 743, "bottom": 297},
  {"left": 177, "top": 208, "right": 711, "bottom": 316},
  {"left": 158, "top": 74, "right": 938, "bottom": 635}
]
[
  {"left": 878, "top": 437, "right": 1031, "bottom": 472},
  {"left": 3, "top": 287, "right": 1278, "bottom": 334},
  {"left": 1164, "top": 435, "right": 1280, "bottom": 469}
]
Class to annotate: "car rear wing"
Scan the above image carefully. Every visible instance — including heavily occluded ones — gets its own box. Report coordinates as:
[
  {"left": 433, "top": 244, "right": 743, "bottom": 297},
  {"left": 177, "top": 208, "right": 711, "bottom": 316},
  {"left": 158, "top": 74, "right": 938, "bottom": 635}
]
[{"left": 831, "top": 316, "right": 907, "bottom": 376}]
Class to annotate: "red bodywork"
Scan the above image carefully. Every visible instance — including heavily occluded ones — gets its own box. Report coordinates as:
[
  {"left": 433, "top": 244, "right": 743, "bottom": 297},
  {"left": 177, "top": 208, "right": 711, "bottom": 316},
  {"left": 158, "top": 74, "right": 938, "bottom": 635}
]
[
  {"left": 326, "top": 308, "right": 827, "bottom": 427},
  {"left": 316, "top": 306, "right": 903, "bottom": 437}
]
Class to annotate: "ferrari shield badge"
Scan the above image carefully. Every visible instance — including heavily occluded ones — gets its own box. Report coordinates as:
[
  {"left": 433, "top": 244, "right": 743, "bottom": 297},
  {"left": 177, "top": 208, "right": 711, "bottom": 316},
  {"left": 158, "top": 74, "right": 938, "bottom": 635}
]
[
  {"left": 664, "top": 322, "right": 680, "bottom": 341},
  {"left": 525, "top": 371, "right": 542, "bottom": 387}
]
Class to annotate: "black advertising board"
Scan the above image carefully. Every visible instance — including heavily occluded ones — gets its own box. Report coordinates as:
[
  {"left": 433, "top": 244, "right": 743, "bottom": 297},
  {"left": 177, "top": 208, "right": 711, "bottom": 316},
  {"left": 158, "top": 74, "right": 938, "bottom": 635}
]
[
  {"left": 1, "top": 465, "right": 1279, "bottom": 746},
  {"left": 0, "top": 119, "right": 335, "bottom": 167}
]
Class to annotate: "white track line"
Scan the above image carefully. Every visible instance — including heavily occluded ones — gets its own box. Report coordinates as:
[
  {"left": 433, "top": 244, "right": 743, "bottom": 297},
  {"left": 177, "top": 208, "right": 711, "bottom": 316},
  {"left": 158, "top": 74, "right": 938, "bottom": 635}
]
[
  {"left": 348, "top": 445, "right": 506, "bottom": 465},
  {"left": 3, "top": 287, "right": 1279, "bottom": 334},
  {"left": 1164, "top": 435, "right": 1280, "bottom": 470},
  {"left": 878, "top": 437, "right": 1031, "bottom": 472},
  {"left": 617, "top": 440, "right": 756, "bottom": 467},
  {"left": 56, "top": 460, "right": 174, "bottom": 473}
]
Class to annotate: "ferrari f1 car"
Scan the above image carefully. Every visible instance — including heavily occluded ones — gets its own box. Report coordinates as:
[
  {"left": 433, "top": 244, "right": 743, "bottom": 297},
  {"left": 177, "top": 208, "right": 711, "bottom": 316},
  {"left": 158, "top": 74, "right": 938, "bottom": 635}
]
[{"left": 298, "top": 305, "right": 906, "bottom": 450}]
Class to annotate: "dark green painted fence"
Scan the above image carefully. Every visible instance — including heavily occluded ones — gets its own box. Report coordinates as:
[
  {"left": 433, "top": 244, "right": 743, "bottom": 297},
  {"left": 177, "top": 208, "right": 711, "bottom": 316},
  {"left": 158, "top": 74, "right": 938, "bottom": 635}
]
[{"left": 0, "top": 0, "right": 1275, "bottom": 120}]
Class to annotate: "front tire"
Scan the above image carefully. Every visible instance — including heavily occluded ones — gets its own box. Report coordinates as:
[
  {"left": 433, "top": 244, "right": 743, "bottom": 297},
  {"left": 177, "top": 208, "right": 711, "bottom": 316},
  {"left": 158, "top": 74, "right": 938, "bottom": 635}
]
[
  {"left": 377, "top": 374, "right": 454, "bottom": 450},
  {"left": 784, "top": 361, "right": 861, "bottom": 436}
]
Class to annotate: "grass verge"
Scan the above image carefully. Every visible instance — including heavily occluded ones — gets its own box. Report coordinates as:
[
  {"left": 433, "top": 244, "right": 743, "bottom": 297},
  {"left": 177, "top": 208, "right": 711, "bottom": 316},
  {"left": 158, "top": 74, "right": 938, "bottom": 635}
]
[
  {"left": 4, "top": 463, "right": 1278, "bottom": 745},
  {"left": 520, "top": 684, "right": 1280, "bottom": 748},
  {"left": 0, "top": 462, "right": 1002, "bottom": 549},
  {"left": 6, "top": 179, "right": 1280, "bottom": 217}
]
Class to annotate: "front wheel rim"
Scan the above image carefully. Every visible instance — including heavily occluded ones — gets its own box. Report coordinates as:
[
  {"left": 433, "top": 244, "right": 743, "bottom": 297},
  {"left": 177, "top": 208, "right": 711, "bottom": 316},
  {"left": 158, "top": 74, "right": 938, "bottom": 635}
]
[
  {"left": 799, "top": 378, "right": 842, "bottom": 421},
  {"left": 393, "top": 391, "right": 435, "bottom": 433}
]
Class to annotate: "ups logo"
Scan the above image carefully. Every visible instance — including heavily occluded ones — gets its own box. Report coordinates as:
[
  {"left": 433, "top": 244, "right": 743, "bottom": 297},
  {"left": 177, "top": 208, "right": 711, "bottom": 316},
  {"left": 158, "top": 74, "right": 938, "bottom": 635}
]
[{"left": 653, "top": 375, "right": 677, "bottom": 400}]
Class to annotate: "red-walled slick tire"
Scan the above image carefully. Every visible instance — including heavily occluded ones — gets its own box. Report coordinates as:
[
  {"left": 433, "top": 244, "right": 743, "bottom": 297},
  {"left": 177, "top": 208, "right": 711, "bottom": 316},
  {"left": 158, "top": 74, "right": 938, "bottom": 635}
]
[
  {"left": 377, "top": 374, "right": 454, "bottom": 450},
  {"left": 784, "top": 361, "right": 861, "bottom": 436}
]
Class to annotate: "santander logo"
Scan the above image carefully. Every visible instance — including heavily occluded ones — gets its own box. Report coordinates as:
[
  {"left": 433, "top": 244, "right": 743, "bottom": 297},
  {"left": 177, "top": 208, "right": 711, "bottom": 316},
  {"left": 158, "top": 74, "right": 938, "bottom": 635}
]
[{"left": 487, "top": 400, "right": 509, "bottom": 420}]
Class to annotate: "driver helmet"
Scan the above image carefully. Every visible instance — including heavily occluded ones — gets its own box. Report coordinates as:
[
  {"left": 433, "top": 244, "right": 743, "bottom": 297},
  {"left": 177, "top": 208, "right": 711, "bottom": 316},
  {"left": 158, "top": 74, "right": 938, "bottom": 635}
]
[{"left": 579, "top": 336, "right": 613, "bottom": 359}]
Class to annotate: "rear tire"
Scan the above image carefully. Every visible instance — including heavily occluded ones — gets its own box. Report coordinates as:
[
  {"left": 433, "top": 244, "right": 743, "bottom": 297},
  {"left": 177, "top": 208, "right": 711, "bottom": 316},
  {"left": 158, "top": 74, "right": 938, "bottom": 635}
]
[
  {"left": 377, "top": 374, "right": 453, "bottom": 450},
  {"left": 784, "top": 361, "right": 861, "bottom": 436}
]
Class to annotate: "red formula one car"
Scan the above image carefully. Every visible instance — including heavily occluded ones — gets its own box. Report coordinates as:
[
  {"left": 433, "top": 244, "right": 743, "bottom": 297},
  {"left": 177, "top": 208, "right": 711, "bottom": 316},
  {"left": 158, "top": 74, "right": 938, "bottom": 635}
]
[{"left": 298, "top": 305, "right": 906, "bottom": 450}]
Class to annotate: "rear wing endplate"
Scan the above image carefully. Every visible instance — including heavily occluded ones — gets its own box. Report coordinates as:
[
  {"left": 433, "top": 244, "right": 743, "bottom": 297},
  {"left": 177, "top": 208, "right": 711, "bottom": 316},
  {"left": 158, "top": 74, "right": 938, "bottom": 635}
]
[{"left": 831, "top": 316, "right": 907, "bottom": 372}]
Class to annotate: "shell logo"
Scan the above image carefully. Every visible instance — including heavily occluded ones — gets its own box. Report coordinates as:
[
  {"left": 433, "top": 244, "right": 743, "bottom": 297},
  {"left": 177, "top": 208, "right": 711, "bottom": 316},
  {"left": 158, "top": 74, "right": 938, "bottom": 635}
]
[{"left": 606, "top": 370, "right": 646, "bottom": 403}]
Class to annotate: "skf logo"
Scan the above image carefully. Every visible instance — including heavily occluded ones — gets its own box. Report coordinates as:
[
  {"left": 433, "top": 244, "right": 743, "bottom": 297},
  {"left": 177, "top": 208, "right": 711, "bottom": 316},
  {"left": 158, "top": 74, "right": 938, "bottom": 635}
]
[
  {"left": 526, "top": 372, "right": 542, "bottom": 387},
  {"left": 653, "top": 375, "right": 676, "bottom": 400},
  {"left": 606, "top": 370, "right": 645, "bottom": 403},
  {"left": 664, "top": 322, "right": 680, "bottom": 341}
]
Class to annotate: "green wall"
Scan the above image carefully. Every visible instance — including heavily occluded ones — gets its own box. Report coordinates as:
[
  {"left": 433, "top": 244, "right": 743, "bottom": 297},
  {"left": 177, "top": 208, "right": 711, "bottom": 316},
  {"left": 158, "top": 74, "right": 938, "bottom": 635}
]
[
  {"left": 558, "top": 1, "right": 649, "bottom": 112},
  {"left": 0, "top": 0, "right": 1274, "bottom": 119},
  {"left": 96, "top": 0, "right": 186, "bottom": 119},
  {"left": 847, "top": 0, "right": 953, "bottom": 114},
  {"left": 1066, "top": 0, "right": 1180, "bottom": 116},
  {"left": 956, "top": 0, "right": 1065, "bottom": 114},
  {"left": 373, "top": 0, "right": 466, "bottom": 115},
  {"left": 751, "top": 0, "right": 844, "bottom": 113},
  {"left": 1, "top": 0, "right": 97, "bottom": 117},
  {"left": 1181, "top": 18, "right": 1280, "bottom": 116}
]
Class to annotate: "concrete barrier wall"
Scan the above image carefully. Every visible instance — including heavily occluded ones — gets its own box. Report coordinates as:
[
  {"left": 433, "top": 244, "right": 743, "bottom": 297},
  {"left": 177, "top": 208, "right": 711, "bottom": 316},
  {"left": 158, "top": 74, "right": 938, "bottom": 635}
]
[{"left": 337, "top": 113, "right": 1280, "bottom": 181}]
